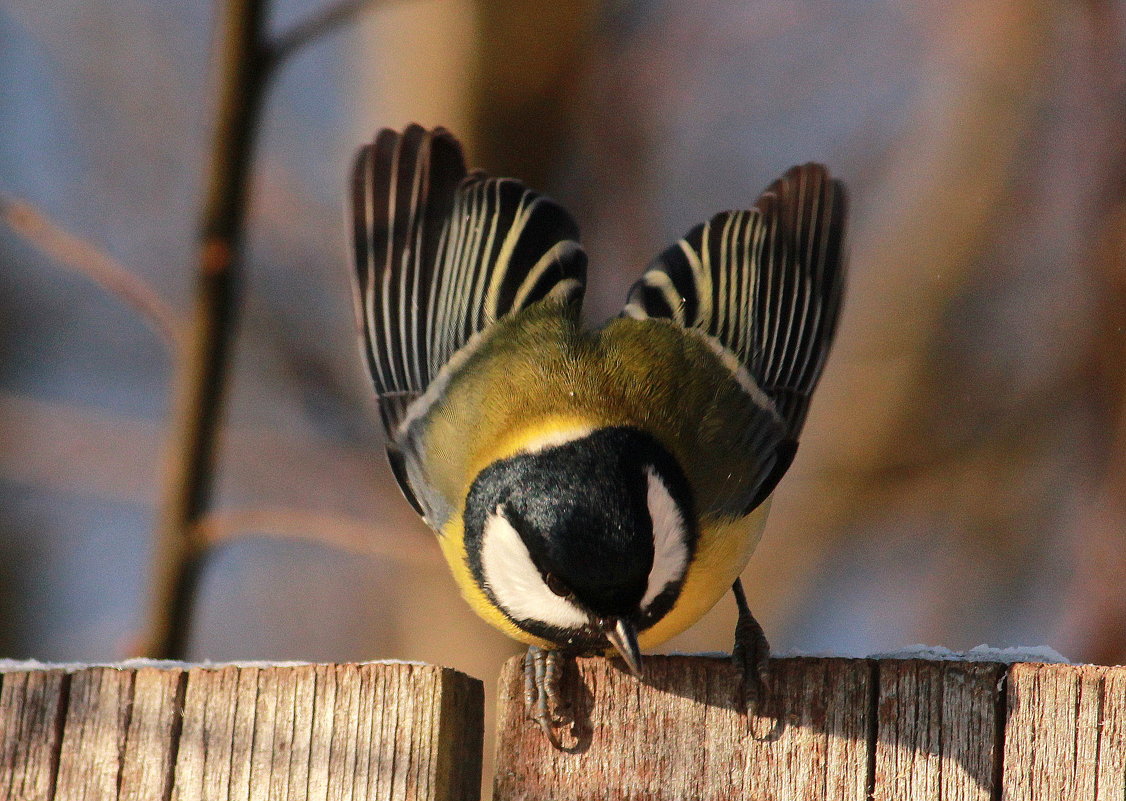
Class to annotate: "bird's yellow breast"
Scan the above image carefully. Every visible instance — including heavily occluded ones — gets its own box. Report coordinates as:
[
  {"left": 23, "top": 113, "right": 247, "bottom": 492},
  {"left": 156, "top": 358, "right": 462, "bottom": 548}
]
[
  {"left": 436, "top": 413, "right": 608, "bottom": 650},
  {"left": 438, "top": 511, "right": 555, "bottom": 649},
  {"left": 638, "top": 500, "right": 770, "bottom": 649}
]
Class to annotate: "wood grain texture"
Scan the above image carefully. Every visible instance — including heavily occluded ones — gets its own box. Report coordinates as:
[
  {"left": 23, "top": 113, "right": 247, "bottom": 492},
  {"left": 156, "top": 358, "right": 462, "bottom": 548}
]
[
  {"left": 172, "top": 665, "right": 241, "bottom": 801},
  {"left": 0, "top": 669, "right": 68, "bottom": 801},
  {"left": 4, "top": 658, "right": 1124, "bottom": 800},
  {"left": 874, "top": 660, "right": 1004, "bottom": 801},
  {"left": 169, "top": 663, "right": 484, "bottom": 801},
  {"left": 493, "top": 656, "right": 1126, "bottom": 801},
  {"left": 1096, "top": 670, "right": 1126, "bottom": 801},
  {"left": 54, "top": 667, "right": 135, "bottom": 801},
  {"left": 1003, "top": 663, "right": 1126, "bottom": 801},
  {"left": 492, "top": 655, "right": 872, "bottom": 801},
  {"left": 0, "top": 663, "right": 482, "bottom": 801},
  {"left": 119, "top": 667, "right": 186, "bottom": 801}
]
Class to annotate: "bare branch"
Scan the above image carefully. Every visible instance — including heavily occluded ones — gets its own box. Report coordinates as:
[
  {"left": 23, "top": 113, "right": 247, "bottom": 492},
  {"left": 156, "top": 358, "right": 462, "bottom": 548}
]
[
  {"left": 267, "top": 0, "right": 384, "bottom": 68},
  {"left": 1, "top": 193, "right": 183, "bottom": 352},
  {"left": 144, "top": 0, "right": 271, "bottom": 660},
  {"left": 195, "top": 506, "right": 438, "bottom": 568}
]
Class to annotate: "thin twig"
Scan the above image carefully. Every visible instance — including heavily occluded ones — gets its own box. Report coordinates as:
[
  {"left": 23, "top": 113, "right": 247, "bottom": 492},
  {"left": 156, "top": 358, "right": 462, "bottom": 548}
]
[
  {"left": 266, "top": 0, "right": 383, "bottom": 68},
  {"left": 196, "top": 507, "right": 438, "bottom": 567},
  {"left": 143, "top": 0, "right": 271, "bottom": 659},
  {"left": 143, "top": 0, "right": 393, "bottom": 659},
  {"left": 0, "top": 193, "right": 182, "bottom": 351}
]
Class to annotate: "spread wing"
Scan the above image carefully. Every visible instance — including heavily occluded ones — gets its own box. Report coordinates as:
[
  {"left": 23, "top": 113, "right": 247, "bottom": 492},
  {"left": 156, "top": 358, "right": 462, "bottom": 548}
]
[
  {"left": 624, "top": 164, "right": 847, "bottom": 512},
  {"left": 350, "top": 124, "right": 587, "bottom": 517}
]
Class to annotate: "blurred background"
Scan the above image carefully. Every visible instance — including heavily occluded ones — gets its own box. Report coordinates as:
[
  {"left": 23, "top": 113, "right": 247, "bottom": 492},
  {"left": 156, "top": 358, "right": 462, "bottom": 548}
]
[{"left": 1, "top": 0, "right": 1124, "bottom": 752}]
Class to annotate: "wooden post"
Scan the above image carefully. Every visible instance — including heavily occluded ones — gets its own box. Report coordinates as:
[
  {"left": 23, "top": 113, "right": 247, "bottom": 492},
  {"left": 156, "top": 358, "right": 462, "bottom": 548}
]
[
  {"left": 0, "top": 662, "right": 483, "bottom": 801},
  {"left": 493, "top": 655, "right": 1126, "bottom": 801}
]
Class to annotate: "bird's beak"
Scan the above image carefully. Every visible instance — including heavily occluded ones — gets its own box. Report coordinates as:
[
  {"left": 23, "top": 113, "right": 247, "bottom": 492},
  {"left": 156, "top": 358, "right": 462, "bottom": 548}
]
[{"left": 602, "top": 617, "right": 643, "bottom": 677}]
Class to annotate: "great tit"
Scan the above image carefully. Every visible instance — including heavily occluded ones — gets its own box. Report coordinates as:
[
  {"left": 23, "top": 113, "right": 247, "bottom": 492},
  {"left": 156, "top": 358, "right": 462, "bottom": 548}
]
[{"left": 349, "top": 125, "right": 847, "bottom": 745}]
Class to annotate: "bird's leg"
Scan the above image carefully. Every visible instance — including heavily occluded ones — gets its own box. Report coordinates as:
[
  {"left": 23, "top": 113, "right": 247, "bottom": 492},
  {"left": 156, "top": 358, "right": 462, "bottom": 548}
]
[
  {"left": 732, "top": 578, "right": 771, "bottom": 711},
  {"left": 523, "top": 646, "right": 572, "bottom": 748}
]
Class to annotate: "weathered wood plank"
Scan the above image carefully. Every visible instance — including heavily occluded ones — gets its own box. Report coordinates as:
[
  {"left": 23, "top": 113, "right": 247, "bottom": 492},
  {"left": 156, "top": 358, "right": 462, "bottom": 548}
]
[
  {"left": 874, "top": 660, "right": 1004, "bottom": 801},
  {"left": 492, "top": 655, "right": 872, "bottom": 801},
  {"left": 0, "top": 662, "right": 481, "bottom": 801},
  {"left": 305, "top": 664, "right": 337, "bottom": 801},
  {"left": 119, "top": 666, "right": 185, "bottom": 801},
  {"left": 54, "top": 667, "right": 135, "bottom": 801},
  {"left": 742, "top": 657, "right": 872, "bottom": 801},
  {"left": 172, "top": 665, "right": 243, "bottom": 801},
  {"left": 164, "top": 662, "right": 483, "bottom": 801},
  {"left": 228, "top": 667, "right": 263, "bottom": 801},
  {"left": 0, "top": 669, "right": 68, "bottom": 801},
  {"left": 325, "top": 665, "right": 362, "bottom": 801},
  {"left": 6, "top": 658, "right": 1124, "bottom": 800},
  {"left": 263, "top": 664, "right": 311, "bottom": 801},
  {"left": 1095, "top": 669, "right": 1126, "bottom": 801},
  {"left": 1003, "top": 663, "right": 1126, "bottom": 801},
  {"left": 250, "top": 667, "right": 280, "bottom": 798},
  {"left": 435, "top": 665, "right": 485, "bottom": 801}
]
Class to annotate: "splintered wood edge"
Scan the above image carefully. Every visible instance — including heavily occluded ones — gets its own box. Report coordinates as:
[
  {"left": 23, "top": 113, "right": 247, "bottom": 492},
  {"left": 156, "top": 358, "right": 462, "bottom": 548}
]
[
  {"left": 0, "top": 662, "right": 484, "bottom": 801},
  {"left": 436, "top": 664, "right": 486, "bottom": 801}
]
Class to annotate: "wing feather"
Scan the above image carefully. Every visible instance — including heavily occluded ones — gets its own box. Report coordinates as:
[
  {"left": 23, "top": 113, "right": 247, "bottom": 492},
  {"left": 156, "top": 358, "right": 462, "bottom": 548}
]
[
  {"left": 624, "top": 163, "right": 847, "bottom": 438},
  {"left": 349, "top": 125, "right": 588, "bottom": 516},
  {"left": 350, "top": 125, "right": 588, "bottom": 437},
  {"left": 623, "top": 163, "right": 847, "bottom": 512}
]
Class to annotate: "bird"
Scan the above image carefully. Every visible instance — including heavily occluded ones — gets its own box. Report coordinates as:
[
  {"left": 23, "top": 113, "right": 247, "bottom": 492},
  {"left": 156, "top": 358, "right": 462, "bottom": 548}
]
[{"left": 348, "top": 124, "right": 847, "bottom": 747}]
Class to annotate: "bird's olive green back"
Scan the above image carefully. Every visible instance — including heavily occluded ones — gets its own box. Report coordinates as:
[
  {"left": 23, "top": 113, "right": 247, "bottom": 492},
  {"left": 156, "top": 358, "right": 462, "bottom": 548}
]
[{"left": 410, "top": 299, "right": 783, "bottom": 528}]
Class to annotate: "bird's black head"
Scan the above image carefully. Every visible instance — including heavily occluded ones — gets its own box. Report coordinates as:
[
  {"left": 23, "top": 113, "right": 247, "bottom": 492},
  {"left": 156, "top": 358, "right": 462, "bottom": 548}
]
[{"left": 463, "top": 426, "right": 697, "bottom": 659}]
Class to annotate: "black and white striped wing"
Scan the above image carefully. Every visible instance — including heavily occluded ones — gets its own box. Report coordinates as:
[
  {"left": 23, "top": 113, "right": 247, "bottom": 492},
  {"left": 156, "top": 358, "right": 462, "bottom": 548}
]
[
  {"left": 623, "top": 164, "right": 847, "bottom": 509},
  {"left": 350, "top": 125, "right": 588, "bottom": 440}
]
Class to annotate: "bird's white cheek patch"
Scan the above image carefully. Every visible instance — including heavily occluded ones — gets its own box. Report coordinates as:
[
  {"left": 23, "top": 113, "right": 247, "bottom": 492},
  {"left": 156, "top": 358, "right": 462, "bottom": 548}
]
[
  {"left": 641, "top": 467, "right": 689, "bottom": 610},
  {"left": 480, "top": 512, "right": 589, "bottom": 629}
]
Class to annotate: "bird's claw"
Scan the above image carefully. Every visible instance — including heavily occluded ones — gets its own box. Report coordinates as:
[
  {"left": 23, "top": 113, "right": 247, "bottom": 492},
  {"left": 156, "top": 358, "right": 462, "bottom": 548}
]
[
  {"left": 523, "top": 647, "right": 573, "bottom": 748},
  {"left": 733, "top": 614, "right": 771, "bottom": 712},
  {"left": 732, "top": 579, "right": 771, "bottom": 714}
]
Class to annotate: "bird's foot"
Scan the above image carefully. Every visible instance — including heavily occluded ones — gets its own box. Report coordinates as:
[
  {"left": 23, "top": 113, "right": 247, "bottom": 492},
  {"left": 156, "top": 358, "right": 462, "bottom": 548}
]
[
  {"left": 732, "top": 578, "right": 771, "bottom": 713},
  {"left": 523, "top": 646, "right": 574, "bottom": 749}
]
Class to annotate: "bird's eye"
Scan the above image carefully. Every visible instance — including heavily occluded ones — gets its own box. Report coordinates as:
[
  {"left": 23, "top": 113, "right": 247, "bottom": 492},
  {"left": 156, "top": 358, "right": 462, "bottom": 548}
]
[{"left": 544, "top": 573, "right": 570, "bottom": 598}]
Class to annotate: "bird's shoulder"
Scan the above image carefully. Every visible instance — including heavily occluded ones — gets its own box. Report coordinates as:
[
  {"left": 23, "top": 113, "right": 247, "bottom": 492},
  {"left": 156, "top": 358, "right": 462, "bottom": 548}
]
[
  {"left": 409, "top": 307, "right": 783, "bottom": 523},
  {"left": 400, "top": 301, "right": 594, "bottom": 523},
  {"left": 594, "top": 317, "right": 788, "bottom": 518}
]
